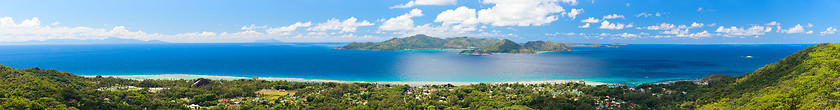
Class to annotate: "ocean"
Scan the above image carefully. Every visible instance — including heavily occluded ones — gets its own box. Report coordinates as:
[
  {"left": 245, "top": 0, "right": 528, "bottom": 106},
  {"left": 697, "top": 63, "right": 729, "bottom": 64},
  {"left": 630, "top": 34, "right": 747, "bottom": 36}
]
[{"left": 0, "top": 43, "right": 812, "bottom": 84}]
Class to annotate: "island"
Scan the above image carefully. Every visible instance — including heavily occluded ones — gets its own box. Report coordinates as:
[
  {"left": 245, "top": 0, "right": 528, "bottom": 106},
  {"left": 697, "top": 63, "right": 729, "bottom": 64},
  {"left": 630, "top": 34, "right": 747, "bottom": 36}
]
[
  {"left": 337, "top": 34, "right": 500, "bottom": 50},
  {"left": 338, "top": 34, "right": 574, "bottom": 55},
  {"left": 459, "top": 39, "right": 573, "bottom": 55}
]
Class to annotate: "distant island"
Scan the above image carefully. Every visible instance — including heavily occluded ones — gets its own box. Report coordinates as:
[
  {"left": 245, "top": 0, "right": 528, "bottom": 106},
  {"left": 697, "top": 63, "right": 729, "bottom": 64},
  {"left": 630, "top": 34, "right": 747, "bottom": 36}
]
[
  {"left": 458, "top": 39, "right": 573, "bottom": 55},
  {"left": 563, "top": 42, "right": 616, "bottom": 47},
  {"left": 337, "top": 34, "right": 499, "bottom": 50},
  {"left": 338, "top": 34, "right": 581, "bottom": 55}
]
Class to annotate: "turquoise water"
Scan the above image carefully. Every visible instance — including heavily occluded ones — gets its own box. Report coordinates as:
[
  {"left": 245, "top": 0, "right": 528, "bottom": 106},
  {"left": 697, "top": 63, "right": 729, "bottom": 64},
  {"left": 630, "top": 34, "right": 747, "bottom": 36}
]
[{"left": 0, "top": 43, "right": 812, "bottom": 83}]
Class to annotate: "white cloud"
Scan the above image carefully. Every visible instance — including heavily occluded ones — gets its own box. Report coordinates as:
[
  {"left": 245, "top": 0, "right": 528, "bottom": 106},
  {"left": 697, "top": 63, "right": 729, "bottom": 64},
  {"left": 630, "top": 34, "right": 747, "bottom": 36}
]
[
  {"left": 780, "top": 24, "right": 806, "bottom": 34},
  {"left": 635, "top": 12, "right": 661, "bottom": 17},
  {"left": 678, "top": 31, "right": 711, "bottom": 38},
  {"left": 690, "top": 22, "right": 704, "bottom": 28},
  {"left": 643, "top": 22, "right": 706, "bottom": 30},
  {"left": 308, "top": 17, "right": 375, "bottom": 32},
  {"left": 598, "top": 20, "right": 630, "bottom": 30},
  {"left": 765, "top": 21, "right": 780, "bottom": 26},
  {"left": 578, "top": 23, "right": 590, "bottom": 28},
  {"left": 602, "top": 14, "right": 624, "bottom": 19},
  {"left": 391, "top": 0, "right": 457, "bottom": 8},
  {"left": 560, "top": 0, "right": 577, "bottom": 5},
  {"left": 266, "top": 22, "right": 311, "bottom": 34},
  {"left": 614, "top": 33, "right": 638, "bottom": 38},
  {"left": 565, "top": 8, "right": 583, "bottom": 19},
  {"left": 806, "top": 23, "right": 814, "bottom": 27},
  {"left": 380, "top": 9, "right": 424, "bottom": 31},
  {"left": 50, "top": 21, "right": 60, "bottom": 26},
  {"left": 656, "top": 28, "right": 711, "bottom": 39},
  {"left": 477, "top": 0, "right": 566, "bottom": 26},
  {"left": 820, "top": 27, "right": 837, "bottom": 35},
  {"left": 435, "top": 6, "right": 479, "bottom": 32},
  {"left": 644, "top": 23, "right": 676, "bottom": 30},
  {"left": 390, "top": 24, "right": 500, "bottom": 38},
  {"left": 715, "top": 25, "right": 772, "bottom": 37},
  {"left": 661, "top": 29, "right": 688, "bottom": 35},
  {"left": 0, "top": 17, "right": 386, "bottom": 43},
  {"left": 580, "top": 17, "right": 599, "bottom": 23}
]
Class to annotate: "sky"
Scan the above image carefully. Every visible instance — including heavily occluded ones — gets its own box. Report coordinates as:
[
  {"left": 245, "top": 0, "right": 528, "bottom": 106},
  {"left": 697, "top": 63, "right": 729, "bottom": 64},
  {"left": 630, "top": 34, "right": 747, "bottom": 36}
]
[{"left": 0, "top": 0, "right": 839, "bottom": 44}]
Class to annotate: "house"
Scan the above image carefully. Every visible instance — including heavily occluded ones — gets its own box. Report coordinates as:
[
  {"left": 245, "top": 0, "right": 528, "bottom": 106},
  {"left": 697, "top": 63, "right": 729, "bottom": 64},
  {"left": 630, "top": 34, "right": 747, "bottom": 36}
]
[{"left": 187, "top": 104, "right": 200, "bottom": 109}]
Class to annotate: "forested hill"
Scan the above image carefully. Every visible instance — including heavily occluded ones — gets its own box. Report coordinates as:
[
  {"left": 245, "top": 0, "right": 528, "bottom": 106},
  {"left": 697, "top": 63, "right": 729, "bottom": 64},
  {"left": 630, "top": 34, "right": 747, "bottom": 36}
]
[
  {"left": 698, "top": 43, "right": 840, "bottom": 109},
  {"left": 337, "top": 34, "right": 500, "bottom": 50},
  {"left": 458, "top": 39, "right": 573, "bottom": 55}
]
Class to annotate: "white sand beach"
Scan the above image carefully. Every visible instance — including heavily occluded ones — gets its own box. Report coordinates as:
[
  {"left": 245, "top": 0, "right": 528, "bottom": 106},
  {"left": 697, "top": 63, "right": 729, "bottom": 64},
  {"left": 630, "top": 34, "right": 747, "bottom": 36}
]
[{"left": 86, "top": 74, "right": 610, "bottom": 86}]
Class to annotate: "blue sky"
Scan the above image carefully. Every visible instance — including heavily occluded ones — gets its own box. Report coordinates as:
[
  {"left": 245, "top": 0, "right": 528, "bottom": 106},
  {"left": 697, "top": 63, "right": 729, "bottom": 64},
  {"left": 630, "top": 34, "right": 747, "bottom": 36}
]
[{"left": 0, "top": 0, "right": 838, "bottom": 44}]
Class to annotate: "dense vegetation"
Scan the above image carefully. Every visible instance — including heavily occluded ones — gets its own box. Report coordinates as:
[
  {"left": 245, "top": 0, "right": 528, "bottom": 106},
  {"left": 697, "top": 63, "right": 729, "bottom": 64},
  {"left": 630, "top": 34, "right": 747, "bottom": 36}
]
[
  {"left": 459, "top": 39, "right": 573, "bottom": 55},
  {"left": 337, "top": 34, "right": 499, "bottom": 50},
  {"left": 1, "top": 43, "right": 838, "bottom": 109},
  {"left": 522, "top": 41, "right": 573, "bottom": 52}
]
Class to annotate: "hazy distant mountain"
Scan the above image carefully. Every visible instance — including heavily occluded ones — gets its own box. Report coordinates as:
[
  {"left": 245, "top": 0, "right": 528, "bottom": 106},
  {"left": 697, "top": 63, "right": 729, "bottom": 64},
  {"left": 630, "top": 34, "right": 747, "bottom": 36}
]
[
  {"left": 2, "top": 37, "right": 167, "bottom": 45},
  {"left": 337, "top": 34, "right": 500, "bottom": 50}
]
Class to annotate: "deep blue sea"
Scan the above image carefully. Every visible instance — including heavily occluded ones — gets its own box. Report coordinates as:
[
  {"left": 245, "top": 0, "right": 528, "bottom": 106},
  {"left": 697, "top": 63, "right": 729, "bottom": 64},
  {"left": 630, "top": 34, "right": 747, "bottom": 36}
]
[{"left": 0, "top": 43, "right": 813, "bottom": 84}]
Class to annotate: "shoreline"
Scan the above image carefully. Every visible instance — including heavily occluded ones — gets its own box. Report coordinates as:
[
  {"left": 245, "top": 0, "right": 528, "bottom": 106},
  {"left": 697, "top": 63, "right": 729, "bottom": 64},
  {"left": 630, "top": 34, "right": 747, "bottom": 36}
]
[{"left": 85, "top": 74, "right": 611, "bottom": 86}]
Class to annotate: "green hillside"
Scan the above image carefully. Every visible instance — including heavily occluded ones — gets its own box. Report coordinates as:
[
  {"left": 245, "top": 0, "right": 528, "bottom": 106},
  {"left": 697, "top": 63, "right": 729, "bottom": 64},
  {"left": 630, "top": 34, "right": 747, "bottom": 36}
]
[
  {"left": 459, "top": 39, "right": 573, "bottom": 55},
  {"left": 337, "top": 34, "right": 499, "bottom": 50},
  {"left": 698, "top": 43, "right": 840, "bottom": 109},
  {"left": 522, "top": 41, "right": 573, "bottom": 51},
  {"left": 479, "top": 39, "right": 533, "bottom": 53}
]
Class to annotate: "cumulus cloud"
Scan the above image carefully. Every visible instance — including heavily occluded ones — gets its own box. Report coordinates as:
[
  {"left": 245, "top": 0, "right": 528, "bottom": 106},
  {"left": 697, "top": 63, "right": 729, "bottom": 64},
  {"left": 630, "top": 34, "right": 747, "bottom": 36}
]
[
  {"left": 391, "top": 0, "right": 457, "bottom": 8},
  {"left": 635, "top": 12, "right": 661, "bottom": 17},
  {"left": 266, "top": 22, "right": 311, "bottom": 34},
  {"left": 308, "top": 17, "right": 375, "bottom": 32},
  {"left": 560, "top": 0, "right": 577, "bottom": 5},
  {"left": 390, "top": 24, "right": 500, "bottom": 38},
  {"left": 765, "top": 21, "right": 780, "bottom": 26},
  {"left": 598, "top": 20, "right": 631, "bottom": 30},
  {"left": 477, "top": 0, "right": 566, "bottom": 26},
  {"left": 644, "top": 23, "right": 676, "bottom": 30},
  {"left": 613, "top": 33, "right": 639, "bottom": 38},
  {"left": 690, "top": 22, "right": 704, "bottom": 28},
  {"left": 564, "top": 8, "right": 583, "bottom": 19},
  {"left": 779, "top": 24, "right": 807, "bottom": 34},
  {"left": 820, "top": 27, "right": 837, "bottom": 35},
  {"left": 659, "top": 29, "right": 710, "bottom": 39},
  {"left": 0, "top": 17, "right": 386, "bottom": 43},
  {"left": 602, "top": 14, "right": 624, "bottom": 19},
  {"left": 642, "top": 22, "right": 706, "bottom": 30},
  {"left": 380, "top": 9, "right": 424, "bottom": 31},
  {"left": 580, "top": 17, "right": 599, "bottom": 23},
  {"left": 715, "top": 25, "right": 772, "bottom": 37},
  {"left": 578, "top": 23, "right": 590, "bottom": 28},
  {"left": 435, "top": 6, "right": 479, "bottom": 32},
  {"left": 678, "top": 31, "right": 711, "bottom": 38}
]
